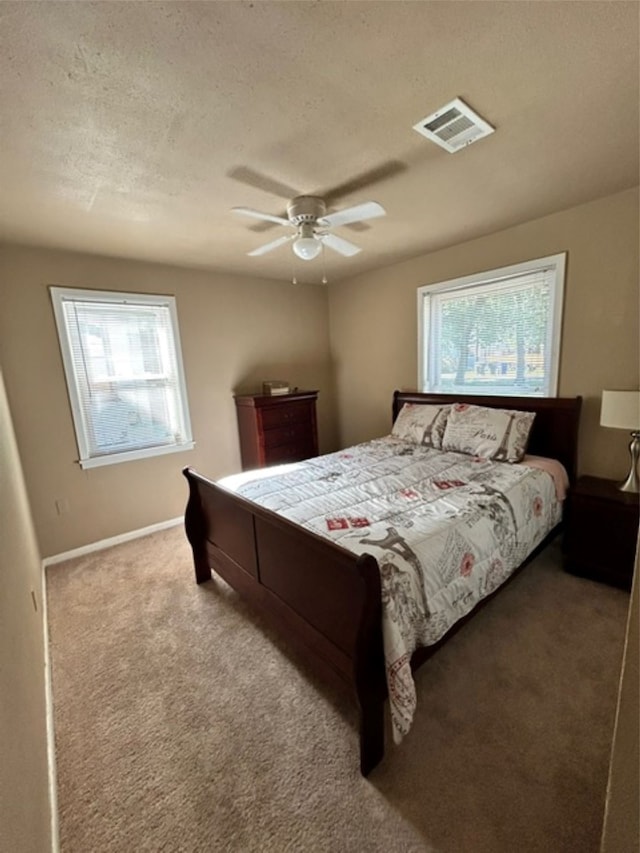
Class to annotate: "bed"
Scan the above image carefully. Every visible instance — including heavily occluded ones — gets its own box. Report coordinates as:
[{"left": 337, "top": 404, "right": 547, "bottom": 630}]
[{"left": 183, "top": 391, "right": 582, "bottom": 775}]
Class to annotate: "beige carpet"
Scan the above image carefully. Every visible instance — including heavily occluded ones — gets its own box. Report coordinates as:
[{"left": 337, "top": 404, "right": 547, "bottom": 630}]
[{"left": 46, "top": 527, "right": 629, "bottom": 853}]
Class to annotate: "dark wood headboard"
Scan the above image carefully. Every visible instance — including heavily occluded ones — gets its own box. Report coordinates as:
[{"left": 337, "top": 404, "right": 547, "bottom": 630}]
[{"left": 392, "top": 391, "right": 582, "bottom": 484}]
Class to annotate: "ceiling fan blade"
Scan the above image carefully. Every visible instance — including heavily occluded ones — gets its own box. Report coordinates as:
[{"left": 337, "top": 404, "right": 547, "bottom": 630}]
[
  {"left": 232, "top": 206, "right": 292, "bottom": 227},
  {"left": 247, "top": 235, "right": 294, "bottom": 257},
  {"left": 228, "top": 166, "right": 300, "bottom": 201},
  {"left": 320, "top": 201, "right": 386, "bottom": 229},
  {"left": 320, "top": 233, "right": 362, "bottom": 257}
]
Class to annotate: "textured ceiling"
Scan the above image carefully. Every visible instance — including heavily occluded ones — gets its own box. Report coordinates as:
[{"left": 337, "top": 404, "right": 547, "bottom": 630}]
[{"left": 1, "top": 1, "right": 638, "bottom": 284}]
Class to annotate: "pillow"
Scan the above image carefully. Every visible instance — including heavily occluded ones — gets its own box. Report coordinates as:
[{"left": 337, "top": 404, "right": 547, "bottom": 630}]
[
  {"left": 392, "top": 403, "right": 450, "bottom": 449},
  {"left": 441, "top": 403, "right": 535, "bottom": 463}
]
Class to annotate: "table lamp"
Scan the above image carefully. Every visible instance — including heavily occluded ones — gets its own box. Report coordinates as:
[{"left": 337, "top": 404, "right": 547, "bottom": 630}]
[{"left": 600, "top": 389, "right": 640, "bottom": 493}]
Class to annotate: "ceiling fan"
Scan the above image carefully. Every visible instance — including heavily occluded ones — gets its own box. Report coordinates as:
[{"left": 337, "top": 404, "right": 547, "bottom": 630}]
[{"left": 232, "top": 195, "right": 386, "bottom": 261}]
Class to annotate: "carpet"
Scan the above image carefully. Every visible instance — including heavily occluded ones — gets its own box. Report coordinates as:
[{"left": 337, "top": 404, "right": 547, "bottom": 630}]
[{"left": 46, "top": 527, "right": 629, "bottom": 852}]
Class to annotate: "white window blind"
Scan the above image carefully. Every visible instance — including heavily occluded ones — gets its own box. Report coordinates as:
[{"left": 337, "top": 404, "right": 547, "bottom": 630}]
[
  {"left": 418, "top": 253, "right": 566, "bottom": 397},
  {"left": 50, "top": 287, "right": 194, "bottom": 468}
]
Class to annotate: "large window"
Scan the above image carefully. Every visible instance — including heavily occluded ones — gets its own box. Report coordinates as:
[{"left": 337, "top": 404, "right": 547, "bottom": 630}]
[
  {"left": 417, "top": 253, "right": 566, "bottom": 397},
  {"left": 50, "top": 287, "right": 194, "bottom": 469}
]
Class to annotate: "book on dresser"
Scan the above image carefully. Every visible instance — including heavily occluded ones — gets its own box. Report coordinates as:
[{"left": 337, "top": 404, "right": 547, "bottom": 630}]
[
  {"left": 234, "top": 390, "right": 319, "bottom": 470},
  {"left": 262, "top": 380, "right": 290, "bottom": 395}
]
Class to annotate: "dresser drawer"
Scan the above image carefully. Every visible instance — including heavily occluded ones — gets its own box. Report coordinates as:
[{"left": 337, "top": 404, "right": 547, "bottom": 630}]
[
  {"left": 263, "top": 421, "right": 312, "bottom": 449},
  {"left": 260, "top": 401, "right": 312, "bottom": 430},
  {"left": 265, "top": 439, "right": 316, "bottom": 465}
]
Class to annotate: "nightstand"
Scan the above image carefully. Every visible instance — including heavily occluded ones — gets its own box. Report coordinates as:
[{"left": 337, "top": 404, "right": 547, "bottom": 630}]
[{"left": 563, "top": 475, "right": 639, "bottom": 590}]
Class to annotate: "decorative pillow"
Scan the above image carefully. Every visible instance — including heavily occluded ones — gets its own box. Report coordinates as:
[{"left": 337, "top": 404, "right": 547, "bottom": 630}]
[
  {"left": 441, "top": 403, "right": 535, "bottom": 463},
  {"left": 392, "top": 403, "right": 450, "bottom": 449}
]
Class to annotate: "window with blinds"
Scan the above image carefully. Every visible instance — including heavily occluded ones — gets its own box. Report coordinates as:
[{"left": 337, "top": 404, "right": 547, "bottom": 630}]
[
  {"left": 50, "top": 287, "right": 194, "bottom": 468},
  {"left": 418, "top": 253, "right": 566, "bottom": 397}
]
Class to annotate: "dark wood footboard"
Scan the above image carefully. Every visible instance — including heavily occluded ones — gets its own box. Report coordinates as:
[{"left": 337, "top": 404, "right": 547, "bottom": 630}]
[{"left": 183, "top": 467, "right": 387, "bottom": 774}]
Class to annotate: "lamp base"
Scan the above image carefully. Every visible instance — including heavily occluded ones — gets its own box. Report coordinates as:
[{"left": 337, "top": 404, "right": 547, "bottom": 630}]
[{"left": 618, "top": 432, "right": 640, "bottom": 493}]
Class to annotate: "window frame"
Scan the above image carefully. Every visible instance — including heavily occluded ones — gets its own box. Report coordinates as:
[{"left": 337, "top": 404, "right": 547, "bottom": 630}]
[
  {"left": 50, "top": 286, "right": 194, "bottom": 469},
  {"left": 417, "top": 253, "right": 566, "bottom": 397}
]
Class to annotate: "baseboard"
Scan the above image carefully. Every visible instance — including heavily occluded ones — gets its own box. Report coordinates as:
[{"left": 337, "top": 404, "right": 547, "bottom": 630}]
[{"left": 42, "top": 517, "right": 184, "bottom": 567}]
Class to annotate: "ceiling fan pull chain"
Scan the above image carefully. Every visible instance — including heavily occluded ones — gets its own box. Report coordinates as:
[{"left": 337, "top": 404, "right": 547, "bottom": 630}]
[{"left": 321, "top": 243, "right": 328, "bottom": 285}]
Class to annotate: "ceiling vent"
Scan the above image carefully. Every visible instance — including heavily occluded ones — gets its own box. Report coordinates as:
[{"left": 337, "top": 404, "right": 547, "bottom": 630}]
[{"left": 412, "top": 97, "right": 494, "bottom": 153}]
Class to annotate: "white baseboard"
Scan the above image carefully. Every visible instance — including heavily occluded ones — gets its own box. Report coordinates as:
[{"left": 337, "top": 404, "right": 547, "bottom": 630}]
[{"left": 42, "top": 516, "right": 183, "bottom": 567}]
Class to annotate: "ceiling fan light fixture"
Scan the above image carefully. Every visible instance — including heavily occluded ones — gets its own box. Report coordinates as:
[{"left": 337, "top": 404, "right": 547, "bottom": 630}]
[
  {"left": 234, "top": 195, "right": 383, "bottom": 259},
  {"left": 292, "top": 235, "right": 322, "bottom": 261}
]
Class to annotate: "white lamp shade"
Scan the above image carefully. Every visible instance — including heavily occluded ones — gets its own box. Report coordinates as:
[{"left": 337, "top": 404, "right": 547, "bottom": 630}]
[
  {"left": 292, "top": 236, "right": 321, "bottom": 261},
  {"left": 600, "top": 390, "right": 640, "bottom": 430}
]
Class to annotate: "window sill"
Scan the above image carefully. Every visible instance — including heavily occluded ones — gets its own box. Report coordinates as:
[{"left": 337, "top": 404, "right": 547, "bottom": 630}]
[{"left": 78, "top": 441, "right": 195, "bottom": 470}]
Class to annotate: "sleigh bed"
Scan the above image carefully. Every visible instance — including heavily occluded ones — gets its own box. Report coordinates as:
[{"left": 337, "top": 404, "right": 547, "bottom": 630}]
[{"left": 183, "top": 391, "right": 582, "bottom": 775}]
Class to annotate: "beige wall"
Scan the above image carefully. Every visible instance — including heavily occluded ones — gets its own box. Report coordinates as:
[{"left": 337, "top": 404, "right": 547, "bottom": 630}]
[
  {"left": 1, "top": 187, "right": 637, "bottom": 558},
  {"left": 328, "top": 187, "right": 640, "bottom": 480},
  {"left": 0, "top": 246, "right": 337, "bottom": 557},
  {"left": 0, "top": 366, "right": 53, "bottom": 852}
]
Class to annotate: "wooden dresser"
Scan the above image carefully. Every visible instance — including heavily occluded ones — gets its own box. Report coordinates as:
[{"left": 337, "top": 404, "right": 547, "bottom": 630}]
[{"left": 234, "top": 390, "right": 319, "bottom": 470}]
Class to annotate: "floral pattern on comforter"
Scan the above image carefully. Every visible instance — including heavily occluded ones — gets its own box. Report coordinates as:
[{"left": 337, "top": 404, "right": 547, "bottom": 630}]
[{"left": 220, "top": 437, "right": 562, "bottom": 742}]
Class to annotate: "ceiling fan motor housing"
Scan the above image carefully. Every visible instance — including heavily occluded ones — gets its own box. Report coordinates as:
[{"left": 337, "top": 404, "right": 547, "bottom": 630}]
[{"left": 287, "top": 196, "right": 327, "bottom": 225}]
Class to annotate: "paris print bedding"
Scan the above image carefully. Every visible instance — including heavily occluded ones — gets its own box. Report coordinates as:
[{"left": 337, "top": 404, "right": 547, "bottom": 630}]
[{"left": 219, "top": 436, "right": 565, "bottom": 742}]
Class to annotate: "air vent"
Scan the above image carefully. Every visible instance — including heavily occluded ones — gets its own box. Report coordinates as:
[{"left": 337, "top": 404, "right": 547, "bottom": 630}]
[{"left": 413, "top": 98, "right": 494, "bottom": 153}]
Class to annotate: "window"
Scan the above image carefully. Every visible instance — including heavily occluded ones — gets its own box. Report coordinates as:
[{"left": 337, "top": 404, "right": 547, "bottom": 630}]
[
  {"left": 417, "top": 253, "right": 566, "bottom": 397},
  {"left": 50, "top": 287, "right": 194, "bottom": 469}
]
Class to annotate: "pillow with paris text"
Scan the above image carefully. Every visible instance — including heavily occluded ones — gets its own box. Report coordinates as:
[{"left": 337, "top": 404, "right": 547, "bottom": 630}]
[
  {"left": 441, "top": 403, "right": 535, "bottom": 463},
  {"left": 392, "top": 403, "right": 450, "bottom": 449}
]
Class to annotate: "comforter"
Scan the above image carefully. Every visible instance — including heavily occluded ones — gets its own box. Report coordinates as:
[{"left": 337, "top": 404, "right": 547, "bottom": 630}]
[{"left": 220, "top": 436, "right": 564, "bottom": 741}]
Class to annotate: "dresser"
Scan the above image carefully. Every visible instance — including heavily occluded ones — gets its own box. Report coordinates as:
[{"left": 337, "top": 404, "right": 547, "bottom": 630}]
[
  {"left": 563, "top": 475, "right": 639, "bottom": 590},
  {"left": 234, "top": 390, "right": 319, "bottom": 470}
]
